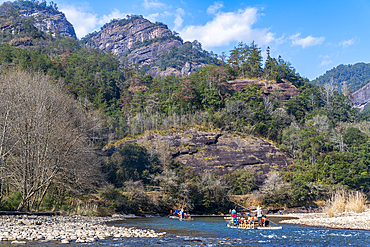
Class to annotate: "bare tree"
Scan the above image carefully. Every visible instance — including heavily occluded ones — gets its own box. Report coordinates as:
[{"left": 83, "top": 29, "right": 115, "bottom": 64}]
[
  {"left": 321, "top": 78, "right": 336, "bottom": 106},
  {"left": 153, "top": 168, "right": 178, "bottom": 193},
  {"left": 263, "top": 97, "right": 274, "bottom": 116},
  {"left": 260, "top": 172, "right": 283, "bottom": 194},
  {"left": 0, "top": 70, "right": 102, "bottom": 211}
]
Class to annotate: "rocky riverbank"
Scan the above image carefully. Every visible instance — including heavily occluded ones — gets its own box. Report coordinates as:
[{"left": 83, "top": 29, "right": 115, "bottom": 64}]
[
  {"left": 0, "top": 215, "right": 166, "bottom": 244},
  {"left": 281, "top": 209, "right": 370, "bottom": 230}
]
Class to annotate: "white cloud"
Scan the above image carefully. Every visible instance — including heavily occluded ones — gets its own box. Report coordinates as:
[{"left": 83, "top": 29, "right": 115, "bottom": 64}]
[
  {"left": 146, "top": 13, "right": 160, "bottom": 23},
  {"left": 174, "top": 8, "right": 185, "bottom": 30},
  {"left": 178, "top": 7, "right": 275, "bottom": 49},
  {"left": 60, "top": 5, "right": 127, "bottom": 39},
  {"left": 96, "top": 9, "right": 127, "bottom": 26},
  {"left": 142, "top": 0, "right": 167, "bottom": 10},
  {"left": 207, "top": 2, "right": 224, "bottom": 15},
  {"left": 319, "top": 54, "right": 332, "bottom": 67},
  {"left": 339, "top": 38, "right": 355, "bottom": 48},
  {"left": 290, "top": 33, "right": 325, "bottom": 48},
  {"left": 320, "top": 59, "right": 332, "bottom": 67}
]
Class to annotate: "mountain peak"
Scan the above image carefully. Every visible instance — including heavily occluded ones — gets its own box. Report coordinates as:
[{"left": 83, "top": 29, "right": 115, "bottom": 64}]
[{"left": 0, "top": 0, "right": 77, "bottom": 39}]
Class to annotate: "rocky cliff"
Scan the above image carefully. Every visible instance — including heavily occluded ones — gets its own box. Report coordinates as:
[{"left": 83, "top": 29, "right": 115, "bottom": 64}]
[
  {"left": 104, "top": 129, "right": 292, "bottom": 185},
  {"left": 88, "top": 18, "right": 179, "bottom": 58},
  {"left": 228, "top": 79, "right": 300, "bottom": 101},
  {"left": 0, "top": 1, "right": 76, "bottom": 39},
  {"left": 352, "top": 83, "right": 370, "bottom": 110},
  {"left": 83, "top": 17, "right": 215, "bottom": 76},
  {"left": 20, "top": 8, "right": 76, "bottom": 39}
]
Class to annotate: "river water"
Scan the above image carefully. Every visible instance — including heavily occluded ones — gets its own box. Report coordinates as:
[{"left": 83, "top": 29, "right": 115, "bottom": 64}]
[
  {"left": 4, "top": 216, "right": 370, "bottom": 246},
  {"left": 108, "top": 216, "right": 370, "bottom": 247}
]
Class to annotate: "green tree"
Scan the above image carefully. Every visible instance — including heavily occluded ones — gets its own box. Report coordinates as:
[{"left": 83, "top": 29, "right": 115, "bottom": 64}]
[{"left": 103, "top": 143, "right": 154, "bottom": 187}]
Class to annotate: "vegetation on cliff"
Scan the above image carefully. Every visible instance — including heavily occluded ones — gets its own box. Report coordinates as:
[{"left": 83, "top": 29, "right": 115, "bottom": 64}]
[
  {"left": 0, "top": 1, "right": 369, "bottom": 215},
  {"left": 312, "top": 62, "right": 370, "bottom": 93}
]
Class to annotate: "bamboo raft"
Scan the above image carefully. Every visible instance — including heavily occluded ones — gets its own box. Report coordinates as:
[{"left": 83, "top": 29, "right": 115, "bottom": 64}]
[
  {"left": 169, "top": 215, "right": 194, "bottom": 221},
  {"left": 224, "top": 217, "right": 282, "bottom": 230}
]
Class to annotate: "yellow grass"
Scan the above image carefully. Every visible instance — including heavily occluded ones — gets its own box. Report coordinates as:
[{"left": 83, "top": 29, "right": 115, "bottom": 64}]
[
  {"left": 233, "top": 193, "right": 263, "bottom": 208},
  {"left": 345, "top": 191, "right": 367, "bottom": 213},
  {"left": 324, "top": 190, "right": 367, "bottom": 217}
]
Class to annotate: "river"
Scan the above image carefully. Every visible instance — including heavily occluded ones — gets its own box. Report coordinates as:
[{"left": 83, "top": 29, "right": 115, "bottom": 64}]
[
  {"left": 109, "top": 216, "right": 370, "bottom": 246},
  {"left": 4, "top": 216, "right": 370, "bottom": 246}
]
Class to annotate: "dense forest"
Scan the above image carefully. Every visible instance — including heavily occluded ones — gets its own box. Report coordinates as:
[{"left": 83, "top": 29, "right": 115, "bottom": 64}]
[
  {"left": 0, "top": 1, "right": 369, "bottom": 216},
  {"left": 312, "top": 62, "right": 370, "bottom": 93}
]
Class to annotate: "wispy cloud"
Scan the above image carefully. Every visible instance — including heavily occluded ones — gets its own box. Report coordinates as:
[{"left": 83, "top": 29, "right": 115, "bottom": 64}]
[
  {"left": 60, "top": 4, "right": 127, "bottom": 38},
  {"left": 207, "top": 2, "right": 224, "bottom": 15},
  {"left": 339, "top": 38, "right": 355, "bottom": 48},
  {"left": 174, "top": 8, "right": 185, "bottom": 31},
  {"left": 146, "top": 13, "right": 160, "bottom": 23},
  {"left": 178, "top": 7, "right": 275, "bottom": 49},
  {"left": 290, "top": 33, "right": 325, "bottom": 48},
  {"left": 319, "top": 54, "right": 332, "bottom": 67},
  {"left": 142, "top": 0, "right": 167, "bottom": 10}
]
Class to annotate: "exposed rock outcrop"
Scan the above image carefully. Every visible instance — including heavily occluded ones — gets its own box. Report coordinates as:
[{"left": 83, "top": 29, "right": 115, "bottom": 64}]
[
  {"left": 352, "top": 83, "right": 370, "bottom": 110},
  {"left": 104, "top": 129, "right": 292, "bottom": 185},
  {"left": 0, "top": 2, "right": 76, "bottom": 39},
  {"left": 84, "top": 17, "right": 208, "bottom": 77},
  {"left": 228, "top": 79, "right": 300, "bottom": 101},
  {"left": 20, "top": 9, "right": 77, "bottom": 38},
  {"left": 90, "top": 18, "right": 178, "bottom": 58}
]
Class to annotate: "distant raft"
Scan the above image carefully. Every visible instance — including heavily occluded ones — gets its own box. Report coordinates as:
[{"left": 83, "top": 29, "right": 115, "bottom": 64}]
[{"left": 168, "top": 215, "right": 194, "bottom": 221}]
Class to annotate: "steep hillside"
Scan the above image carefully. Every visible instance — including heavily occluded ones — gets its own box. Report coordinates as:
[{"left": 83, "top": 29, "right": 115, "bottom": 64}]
[
  {"left": 0, "top": 1, "right": 77, "bottom": 42},
  {"left": 312, "top": 63, "right": 370, "bottom": 110},
  {"left": 82, "top": 15, "right": 218, "bottom": 76},
  {"left": 1, "top": 1, "right": 367, "bottom": 214},
  {"left": 352, "top": 83, "right": 370, "bottom": 109},
  {"left": 103, "top": 129, "right": 292, "bottom": 186},
  {"left": 312, "top": 63, "right": 370, "bottom": 92}
]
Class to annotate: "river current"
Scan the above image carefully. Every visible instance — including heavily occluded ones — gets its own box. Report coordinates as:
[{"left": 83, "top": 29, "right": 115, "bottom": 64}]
[
  {"left": 110, "top": 216, "right": 370, "bottom": 247},
  {"left": 4, "top": 216, "right": 370, "bottom": 246}
]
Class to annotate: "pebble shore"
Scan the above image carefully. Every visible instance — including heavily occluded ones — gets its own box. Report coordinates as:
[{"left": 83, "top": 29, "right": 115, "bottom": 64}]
[
  {"left": 0, "top": 215, "right": 166, "bottom": 244},
  {"left": 281, "top": 209, "right": 370, "bottom": 230}
]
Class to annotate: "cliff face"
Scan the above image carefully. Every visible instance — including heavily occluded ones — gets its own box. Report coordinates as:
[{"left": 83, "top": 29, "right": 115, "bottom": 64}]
[
  {"left": 90, "top": 18, "right": 180, "bottom": 58},
  {"left": 104, "top": 129, "right": 292, "bottom": 185},
  {"left": 20, "top": 8, "right": 77, "bottom": 39},
  {"left": 85, "top": 17, "right": 207, "bottom": 76},
  {"left": 228, "top": 79, "right": 300, "bottom": 101},
  {"left": 0, "top": 1, "right": 77, "bottom": 39},
  {"left": 352, "top": 83, "right": 370, "bottom": 110}
]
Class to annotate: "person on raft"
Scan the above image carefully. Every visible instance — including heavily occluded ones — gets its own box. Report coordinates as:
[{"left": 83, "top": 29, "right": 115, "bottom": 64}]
[
  {"left": 262, "top": 215, "right": 270, "bottom": 227},
  {"left": 231, "top": 209, "right": 238, "bottom": 226},
  {"left": 238, "top": 215, "right": 246, "bottom": 226},
  {"left": 256, "top": 206, "right": 263, "bottom": 227}
]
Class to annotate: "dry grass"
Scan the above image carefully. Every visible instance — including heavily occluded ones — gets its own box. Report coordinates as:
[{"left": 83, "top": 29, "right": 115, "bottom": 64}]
[
  {"left": 324, "top": 190, "right": 367, "bottom": 217},
  {"left": 233, "top": 193, "right": 263, "bottom": 207},
  {"left": 346, "top": 191, "right": 367, "bottom": 213},
  {"left": 61, "top": 201, "right": 99, "bottom": 216}
]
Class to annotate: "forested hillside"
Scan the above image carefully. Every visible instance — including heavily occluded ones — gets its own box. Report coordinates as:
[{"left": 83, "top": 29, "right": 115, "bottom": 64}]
[
  {"left": 312, "top": 63, "right": 370, "bottom": 93},
  {"left": 0, "top": 0, "right": 369, "bottom": 215}
]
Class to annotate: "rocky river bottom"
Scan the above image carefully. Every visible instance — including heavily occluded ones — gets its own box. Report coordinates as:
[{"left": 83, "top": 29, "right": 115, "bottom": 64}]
[{"left": 1, "top": 214, "right": 370, "bottom": 246}]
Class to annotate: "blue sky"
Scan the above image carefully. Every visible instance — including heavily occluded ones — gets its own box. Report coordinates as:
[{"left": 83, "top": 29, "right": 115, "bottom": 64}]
[{"left": 3, "top": 0, "right": 370, "bottom": 80}]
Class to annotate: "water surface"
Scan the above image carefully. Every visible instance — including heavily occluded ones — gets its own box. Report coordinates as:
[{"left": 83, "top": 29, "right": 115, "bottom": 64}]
[
  {"left": 3, "top": 216, "right": 370, "bottom": 246},
  {"left": 111, "top": 216, "right": 370, "bottom": 247}
]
